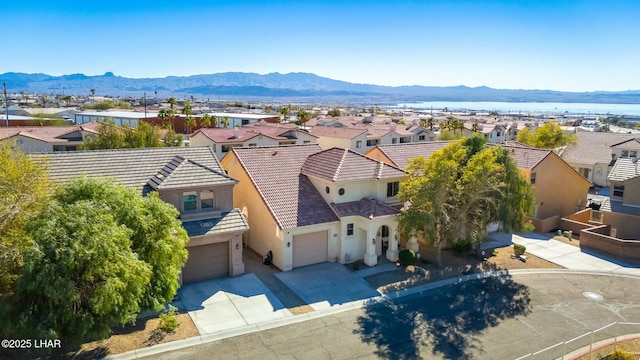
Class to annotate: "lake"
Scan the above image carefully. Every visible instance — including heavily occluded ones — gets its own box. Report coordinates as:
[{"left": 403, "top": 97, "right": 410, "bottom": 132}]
[{"left": 393, "top": 101, "right": 640, "bottom": 116}]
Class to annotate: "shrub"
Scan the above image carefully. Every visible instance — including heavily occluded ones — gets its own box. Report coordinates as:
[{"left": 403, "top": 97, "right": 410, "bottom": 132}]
[
  {"left": 492, "top": 249, "right": 499, "bottom": 257},
  {"left": 158, "top": 305, "right": 180, "bottom": 333},
  {"left": 398, "top": 249, "right": 417, "bottom": 266},
  {"left": 609, "top": 349, "right": 634, "bottom": 360},
  {"left": 451, "top": 239, "right": 473, "bottom": 255},
  {"left": 513, "top": 244, "right": 526, "bottom": 256}
]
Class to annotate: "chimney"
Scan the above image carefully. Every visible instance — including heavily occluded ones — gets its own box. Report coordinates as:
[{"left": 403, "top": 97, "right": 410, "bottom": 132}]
[{"left": 233, "top": 127, "right": 240, "bottom": 138}]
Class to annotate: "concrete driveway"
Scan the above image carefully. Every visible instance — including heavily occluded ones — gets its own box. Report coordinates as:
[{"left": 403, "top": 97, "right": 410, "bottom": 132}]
[
  {"left": 275, "top": 262, "right": 381, "bottom": 310},
  {"left": 178, "top": 273, "right": 291, "bottom": 334}
]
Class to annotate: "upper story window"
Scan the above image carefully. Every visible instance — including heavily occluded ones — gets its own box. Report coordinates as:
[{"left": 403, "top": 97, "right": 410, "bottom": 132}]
[
  {"left": 418, "top": 135, "right": 426, "bottom": 141},
  {"left": 303, "top": 140, "right": 311, "bottom": 144},
  {"left": 366, "top": 139, "right": 380, "bottom": 147},
  {"left": 347, "top": 223, "right": 354, "bottom": 236},
  {"left": 622, "top": 150, "right": 629, "bottom": 157},
  {"left": 183, "top": 190, "right": 216, "bottom": 212},
  {"left": 392, "top": 138, "right": 397, "bottom": 144},
  {"left": 613, "top": 185, "right": 624, "bottom": 197},
  {"left": 221, "top": 145, "right": 230, "bottom": 153},
  {"left": 248, "top": 143, "right": 257, "bottom": 147},
  {"left": 356, "top": 140, "right": 362, "bottom": 148},
  {"left": 631, "top": 151, "right": 638, "bottom": 157},
  {"left": 387, "top": 181, "right": 400, "bottom": 197},
  {"left": 530, "top": 173, "right": 536, "bottom": 184}
]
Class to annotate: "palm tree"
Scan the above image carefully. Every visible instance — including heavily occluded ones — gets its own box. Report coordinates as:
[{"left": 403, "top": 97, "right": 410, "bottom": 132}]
[
  {"left": 222, "top": 116, "right": 230, "bottom": 129},
  {"left": 181, "top": 101, "right": 192, "bottom": 117},
  {"left": 200, "top": 114, "right": 211, "bottom": 128},
  {"left": 427, "top": 117, "right": 435, "bottom": 131},
  {"left": 472, "top": 121, "right": 480, "bottom": 133},
  {"left": 90, "top": 89, "right": 96, "bottom": 104},
  {"left": 185, "top": 116, "right": 196, "bottom": 134},
  {"left": 280, "top": 106, "right": 290, "bottom": 122}
]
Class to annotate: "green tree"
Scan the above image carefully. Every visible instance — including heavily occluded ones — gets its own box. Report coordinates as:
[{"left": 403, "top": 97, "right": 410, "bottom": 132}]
[
  {"left": 200, "top": 113, "right": 212, "bottom": 128},
  {"left": 280, "top": 106, "right": 290, "bottom": 122},
  {"left": 327, "top": 108, "right": 341, "bottom": 117},
  {"left": 472, "top": 121, "right": 480, "bottom": 132},
  {"left": 163, "top": 129, "right": 184, "bottom": 147},
  {"left": 296, "top": 108, "right": 311, "bottom": 125},
  {"left": 26, "top": 112, "right": 69, "bottom": 126},
  {"left": 516, "top": 122, "right": 576, "bottom": 149},
  {"left": 398, "top": 136, "right": 533, "bottom": 267},
  {"left": 10, "top": 200, "right": 152, "bottom": 346},
  {"left": 53, "top": 178, "right": 189, "bottom": 310},
  {"left": 181, "top": 101, "right": 192, "bottom": 118},
  {"left": 185, "top": 116, "right": 196, "bottom": 134},
  {"left": 80, "top": 119, "right": 127, "bottom": 150},
  {"left": 222, "top": 115, "right": 230, "bottom": 129},
  {"left": 125, "top": 122, "right": 164, "bottom": 148},
  {"left": 0, "top": 143, "right": 54, "bottom": 296}
]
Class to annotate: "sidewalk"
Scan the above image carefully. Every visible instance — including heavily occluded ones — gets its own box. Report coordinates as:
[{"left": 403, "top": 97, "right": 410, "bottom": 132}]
[{"left": 110, "top": 232, "right": 640, "bottom": 359}]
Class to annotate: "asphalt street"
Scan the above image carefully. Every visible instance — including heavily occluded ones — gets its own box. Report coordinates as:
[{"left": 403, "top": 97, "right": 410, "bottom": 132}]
[{"left": 142, "top": 272, "right": 640, "bottom": 360}]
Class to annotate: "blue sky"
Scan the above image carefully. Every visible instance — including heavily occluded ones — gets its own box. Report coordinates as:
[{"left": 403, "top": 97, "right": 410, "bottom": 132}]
[{"left": 5, "top": 0, "right": 640, "bottom": 91}]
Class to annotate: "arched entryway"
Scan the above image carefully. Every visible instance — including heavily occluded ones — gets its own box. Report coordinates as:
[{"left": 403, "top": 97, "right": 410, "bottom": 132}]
[{"left": 375, "top": 225, "right": 390, "bottom": 257}]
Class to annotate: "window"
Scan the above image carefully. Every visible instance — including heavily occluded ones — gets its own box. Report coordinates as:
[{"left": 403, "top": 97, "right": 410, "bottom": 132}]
[
  {"left": 366, "top": 139, "right": 379, "bottom": 146},
  {"left": 200, "top": 190, "right": 214, "bottom": 209},
  {"left": 387, "top": 181, "right": 400, "bottom": 197},
  {"left": 392, "top": 138, "right": 397, "bottom": 144},
  {"left": 183, "top": 192, "right": 197, "bottom": 211},
  {"left": 418, "top": 135, "right": 426, "bottom": 141},
  {"left": 400, "top": 137, "right": 411, "bottom": 143},
  {"left": 221, "top": 145, "right": 230, "bottom": 153},
  {"left": 338, "top": 188, "right": 345, "bottom": 196},
  {"left": 303, "top": 140, "right": 311, "bottom": 144},
  {"left": 248, "top": 143, "right": 257, "bottom": 147},
  {"left": 242, "top": 119, "right": 250, "bottom": 125},
  {"left": 613, "top": 185, "right": 625, "bottom": 197},
  {"left": 530, "top": 173, "right": 536, "bottom": 184},
  {"left": 622, "top": 150, "right": 629, "bottom": 157},
  {"left": 356, "top": 140, "right": 362, "bottom": 148},
  {"left": 631, "top": 151, "right": 638, "bottom": 158},
  {"left": 347, "top": 223, "right": 354, "bottom": 236}
]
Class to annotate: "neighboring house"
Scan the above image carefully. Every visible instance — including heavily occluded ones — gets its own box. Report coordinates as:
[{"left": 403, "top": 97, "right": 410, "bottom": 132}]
[
  {"left": 190, "top": 121, "right": 317, "bottom": 160},
  {"left": 200, "top": 112, "right": 280, "bottom": 127},
  {"left": 220, "top": 144, "right": 407, "bottom": 271},
  {"left": 0, "top": 123, "right": 99, "bottom": 152},
  {"left": 559, "top": 132, "right": 638, "bottom": 187},
  {"left": 75, "top": 110, "right": 158, "bottom": 127},
  {"left": 478, "top": 123, "right": 507, "bottom": 143},
  {"left": 607, "top": 157, "right": 640, "bottom": 207},
  {"left": 366, "top": 141, "right": 591, "bottom": 221},
  {"left": 306, "top": 116, "right": 436, "bottom": 153},
  {"left": 30, "top": 147, "right": 248, "bottom": 284}
]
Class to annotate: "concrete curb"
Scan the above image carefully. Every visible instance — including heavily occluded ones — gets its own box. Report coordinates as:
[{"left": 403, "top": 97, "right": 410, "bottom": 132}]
[{"left": 107, "top": 269, "right": 640, "bottom": 359}]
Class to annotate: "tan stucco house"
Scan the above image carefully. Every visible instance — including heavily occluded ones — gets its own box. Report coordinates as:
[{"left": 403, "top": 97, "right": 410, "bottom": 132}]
[
  {"left": 31, "top": 147, "right": 248, "bottom": 284},
  {"left": 220, "top": 144, "right": 407, "bottom": 271},
  {"left": 0, "top": 123, "right": 99, "bottom": 152},
  {"left": 366, "top": 141, "right": 592, "bottom": 222}
]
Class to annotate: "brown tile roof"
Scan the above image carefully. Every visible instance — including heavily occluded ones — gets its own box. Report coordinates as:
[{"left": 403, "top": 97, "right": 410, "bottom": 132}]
[
  {"left": 561, "top": 132, "right": 638, "bottom": 165},
  {"left": 230, "top": 144, "right": 338, "bottom": 229},
  {"left": 0, "top": 125, "right": 96, "bottom": 142},
  {"left": 371, "top": 142, "right": 451, "bottom": 169},
  {"left": 30, "top": 146, "right": 228, "bottom": 192},
  {"left": 148, "top": 155, "right": 237, "bottom": 190},
  {"left": 499, "top": 144, "right": 551, "bottom": 170},
  {"left": 331, "top": 198, "right": 400, "bottom": 219},
  {"left": 194, "top": 123, "right": 310, "bottom": 143},
  {"left": 301, "top": 147, "right": 407, "bottom": 182}
]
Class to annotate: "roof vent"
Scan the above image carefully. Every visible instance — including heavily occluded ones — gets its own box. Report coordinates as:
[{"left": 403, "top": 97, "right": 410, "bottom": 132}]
[{"left": 272, "top": 150, "right": 279, "bottom": 156}]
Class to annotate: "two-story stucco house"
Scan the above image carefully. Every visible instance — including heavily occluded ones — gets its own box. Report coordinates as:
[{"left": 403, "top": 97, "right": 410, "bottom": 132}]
[
  {"left": 366, "top": 141, "right": 591, "bottom": 225},
  {"left": 30, "top": 147, "right": 249, "bottom": 284},
  {"left": 189, "top": 121, "right": 318, "bottom": 160},
  {"left": 220, "top": 144, "right": 407, "bottom": 271}
]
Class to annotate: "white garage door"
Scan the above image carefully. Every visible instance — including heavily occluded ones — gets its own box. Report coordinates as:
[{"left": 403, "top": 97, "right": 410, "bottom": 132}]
[
  {"left": 182, "top": 242, "right": 229, "bottom": 284},
  {"left": 293, "top": 231, "right": 328, "bottom": 268}
]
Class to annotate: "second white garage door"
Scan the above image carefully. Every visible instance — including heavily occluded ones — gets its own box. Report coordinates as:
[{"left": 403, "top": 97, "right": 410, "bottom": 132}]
[
  {"left": 182, "top": 242, "right": 229, "bottom": 284},
  {"left": 292, "top": 231, "right": 328, "bottom": 268}
]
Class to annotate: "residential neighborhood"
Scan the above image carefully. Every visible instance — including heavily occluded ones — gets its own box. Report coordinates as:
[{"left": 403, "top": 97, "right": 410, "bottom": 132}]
[{"left": 2, "top": 95, "right": 640, "bottom": 359}]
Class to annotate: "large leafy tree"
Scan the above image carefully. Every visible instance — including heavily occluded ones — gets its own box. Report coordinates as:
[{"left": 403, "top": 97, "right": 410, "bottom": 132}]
[
  {"left": 0, "top": 143, "right": 54, "bottom": 295},
  {"left": 11, "top": 201, "right": 152, "bottom": 346},
  {"left": 516, "top": 122, "right": 576, "bottom": 149},
  {"left": 53, "top": 177, "right": 189, "bottom": 310},
  {"left": 398, "top": 136, "right": 533, "bottom": 267},
  {"left": 81, "top": 120, "right": 165, "bottom": 149}
]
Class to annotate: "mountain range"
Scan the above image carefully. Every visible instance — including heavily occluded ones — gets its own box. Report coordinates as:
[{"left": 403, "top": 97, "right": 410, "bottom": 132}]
[{"left": 1, "top": 71, "right": 639, "bottom": 104}]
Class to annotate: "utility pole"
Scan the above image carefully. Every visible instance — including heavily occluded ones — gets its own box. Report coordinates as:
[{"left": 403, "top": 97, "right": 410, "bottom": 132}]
[
  {"left": 143, "top": 92, "right": 147, "bottom": 118},
  {"left": 3, "top": 82, "right": 8, "bottom": 127}
]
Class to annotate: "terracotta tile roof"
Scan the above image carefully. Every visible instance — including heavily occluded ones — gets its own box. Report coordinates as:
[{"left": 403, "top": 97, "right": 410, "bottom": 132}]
[
  {"left": 195, "top": 123, "right": 309, "bottom": 143},
  {"left": 301, "top": 147, "right": 407, "bottom": 182},
  {"left": 331, "top": 198, "right": 400, "bottom": 219},
  {"left": 608, "top": 157, "right": 640, "bottom": 182},
  {"left": 230, "top": 144, "right": 338, "bottom": 229},
  {"left": 305, "top": 126, "right": 367, "bottom": 139},
  {"left": 148, "top": 155, "right": 237, "bottom": 190},
  {"left": 30, "top": 147, "right": 227, "bottom": 191},
  {"left": 182, "top": 209, "right": 249, "bottom": 237},
  {"left": 561, "top": 132, "right": 638, "bottom": 165},
  {"left": 372, "top": 142, "right": 451, "bottom": 169},
  {"left": 0, "top": 125, "right": 96, "bottom": 143}
]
